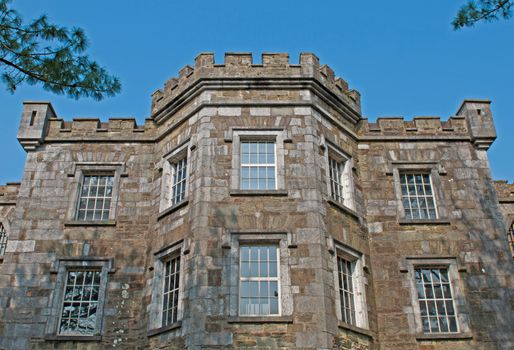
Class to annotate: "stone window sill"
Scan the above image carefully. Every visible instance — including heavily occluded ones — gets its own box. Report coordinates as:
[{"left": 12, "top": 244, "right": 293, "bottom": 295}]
[
  {"left": 229, "top": 189, "right": 288, "bottom": 197},
  {"left": 416, "top": 332, "right": 473, "bottom": 341},
  {"left": 147, "top": 321, "right": 182, "bottom": 337},
  {"left": 64, "top": 220, "right": 116, "bottom": 227},
  {"left": 227, "top": 316, "right": 293, "bottom": 324},
  {"left": 337, "top": 321, "right": 374, "bottom": 339},
  {"left": 398, "top": 219, "right": 451, "bottom": 226},
  {"left": 44, "top": 334, "right": 102, "bottom": 342},
  {"left": 327, "top": 198, "right": 360, "bottom": 220},
  {"left": 157, "top": 200, "right": 189, "bottom": 221}
]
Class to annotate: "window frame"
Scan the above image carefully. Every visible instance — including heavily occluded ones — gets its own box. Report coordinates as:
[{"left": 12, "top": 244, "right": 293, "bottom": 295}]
[
  {"left": 238, "top": 244, "right": 281, "bottom": 316},
  {"left": 46, "top": 258, "right": 113, "bottom": 339},
  {"left": 404, "top": 257, "right": 471, "bottom": 337},
  {"left": 412, "top": 266, "right": 459, "bottom": 334},
  {"left": 399, "top": 173, "right": 438, "bottom": 220},
  {"left": 0, "top": 222, "right": 8, "bottom": 256},
  {"left": 229, "top": 129, "right": 287, "bottom": 192},
  {"left": 148, "top": 241, "right": 185, "bottom": 334},
  {"left": 66, "top": 162, "right": 125, "bottom": 224},
  {"left": 239, "top": 140, "right": 277, "bottom": 190},
  {"left": 159, "top": 141, "right": 190, "bottom": 212},
  {"left": 226, "top": 231, "right": 293, "bottom": 320},
  {"left": 324, "top": 143, "right": 355, "bottom": 210},
  {"left": 391, "top": 163, "right": 448, "bottom": 222},
  {"left": 332, "top": 244, "right": 369, "bottom": 330},
  {"left": 57, "top": 268, "right": 103, "bottom": 336},
  {"left": 75, "top": 173, "right": 116, "bottom": 221}
]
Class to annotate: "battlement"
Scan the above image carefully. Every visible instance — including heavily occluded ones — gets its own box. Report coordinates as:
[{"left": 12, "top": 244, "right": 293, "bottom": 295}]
[
  {"left": 358, "top": 100, "right": 496, "bottom": 149},
  {"left": 361, "top": 115, "right": 468, "bottom": 136},
  {"left": 494, "top": 180, "right": 514, "bottom": 202},
  {"left": 151, "top": 52, "right": 361, "bottom": 116},
  {"left": 46, "top": 117, "right": 154, "bottom": 137},
  {"left": 0, "top": 182, "right": 20, "bottom": 204},
  {"left": 16, "top": 101, "right": 157, "bottom": 150}
]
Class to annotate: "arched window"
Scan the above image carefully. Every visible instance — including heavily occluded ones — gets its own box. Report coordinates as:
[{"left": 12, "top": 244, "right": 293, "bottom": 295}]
[{"left": 0, "top": 223, "right": 7, "bottom": 256}]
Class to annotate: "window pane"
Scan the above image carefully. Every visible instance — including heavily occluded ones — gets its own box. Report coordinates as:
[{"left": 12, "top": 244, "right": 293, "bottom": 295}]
[
  {"left": 337, "top": 256, "right": 356, "bottom": 325},
  {"left": 59, "top": 270, "right": 101, "bottom": 335},
  {"left": 162, "top": 256, "right": 180, "bottom": 326},
  {"left": 415, "top": 268, "right": 458, "bottom": 334},
  {"left": 400, "top": 173, "right": 437, "bottom": 219},
  {"left": 240, "top": 141, "right": 276, "bottom": 190},
  {"left": 76, "top": 175, "right": 114, "bottom": 221},
  {"left": 239, "top": 244, "right": 279, "bottom": 316}
]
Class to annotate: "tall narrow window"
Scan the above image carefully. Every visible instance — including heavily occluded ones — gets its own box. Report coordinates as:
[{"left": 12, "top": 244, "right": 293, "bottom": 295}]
[
  {"left": 400, "top": 173, "right": 437, "bottom": 220},
  {"left": 337, "top": 256, "right": 356, "bottom": 325},
  {"left": 59, "top": 270, "right": 101, "bottom": 336},
  {"left": 0, "top": 223, "right": 7, "bottom": 256},
  {"left": 329, "top": 157, "right": 344, "bottom": 203},
  {"left": 162, "top": 255, "right": 180, "bottom": 326},
  {"left": 171, "top": 157, "right": 187, "bottom": 205},
  {"left": 239, "top": 245, "right": 280, "bottom": 316},
  {"left": 240, "top": 141, "right": 276, "bottom": 190},
  {"left": 508, "top": 221, "right": 514, "bottom": 258},
  {"left": 76, "top": 175, "right": 114, "bottom": 221},
  {"left": 414, "top": 267, "right": 458, "bottom": 333}
]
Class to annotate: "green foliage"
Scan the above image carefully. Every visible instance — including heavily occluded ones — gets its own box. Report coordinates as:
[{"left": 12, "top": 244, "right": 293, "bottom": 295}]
[
  {"left": 0, "top": 0, "right": 120, "bottom": 100},
  {"left": 453, "top": 0, "right": 513, "bottom": 29}
]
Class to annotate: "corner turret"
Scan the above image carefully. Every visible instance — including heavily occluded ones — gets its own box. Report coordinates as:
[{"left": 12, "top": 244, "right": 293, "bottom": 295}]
[
  {"left": 17, "top": 101, "right": 57, "bottom": 151},
  {"left": 456, "top": 99, "right": 496, "bottom": 150}
]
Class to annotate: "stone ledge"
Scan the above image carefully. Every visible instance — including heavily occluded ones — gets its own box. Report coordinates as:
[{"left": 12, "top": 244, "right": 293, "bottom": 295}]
[
  {"left": 398, "top": 219, "right": 451, "bottom": 226},
  {"left": 229, "top": 189, "right": 288, "bottom": 197},
  {"left": 44, "top": 335, "right": 102, "bottom": 342},
  {"left": 157, "top": 200, "right": 189, "bottom": 221},
  {"left": 337, "top": 321, "right": 374, "bottom": 339},
  {"left": 147, "top": 321, "right": 182, "bottom": 337},
  {"left": 416, "top": 332, "right": 473, "bottom": 341},
  {"left": 326, "top": 198, "right": 360, "bottom": 221},
  {"left": 64, "top": 220, "right": 117, "bottom": 227},
  {"left": 227, "top": 316, "right": 293, "bottom": 324}
]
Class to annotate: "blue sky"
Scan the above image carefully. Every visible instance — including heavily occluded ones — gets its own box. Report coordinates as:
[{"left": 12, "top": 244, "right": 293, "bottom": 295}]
[{"left": 1, "top": 0, "right": 513, "bottom": 184}]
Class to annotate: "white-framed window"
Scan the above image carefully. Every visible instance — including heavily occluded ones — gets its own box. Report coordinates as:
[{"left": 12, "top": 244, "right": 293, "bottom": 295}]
[
  {"left": 46, "top": 258, "right": 113, "bottom": 338},
  {"left": 329, "top": 156, "right": 344, "bottom": 203},
  {"left": 162, "top": 254, "right": 181, "bottom": 326},
  {"left": 159, "top": 141, "right": 190, "bottom": 212},
  {"left": 170, "top": 157, "right": 187, "bottom": 205},
  {"left": 240, "top": 141, "right": 276, "bottom": 190},
  {"left": 400, "top": 173, "right": 437, "bottom": 220},
  {"left": 148, "top": 242, "right": 185, "bottom": 332},
  {"left": 332, "top": 244, "right": 368, "bottom": 329},
  {"left": 226, "top": 231, "right": 293, "bottom": 319},
  {"left": 229, "top": 129, "right": 286, "bottom": 192},
  {"left": 239, "top": 244, "right": 280, "bottom": 316},
  {"left": 337, "top": 256, "right": 357, "bottom": 325},
  {"left": 76, "top": 175, "right": 114, "bottom": 221},
  {"left": 58, "top": 269, "right": 102, "bottom": 336},
  {"left": 325, "top": 145, "right": 354, "bottom": 210},
  {"left": 414, "top": 267, "right": 458, "bottom": 333},
  {"left": 0, "top": 222, "right": 7, "bottom": 256}
]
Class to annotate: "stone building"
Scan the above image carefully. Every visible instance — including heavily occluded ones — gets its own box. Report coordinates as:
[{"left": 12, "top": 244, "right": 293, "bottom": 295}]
[{"left": 0, "top": 53, "right": 513, "bottom": 350}]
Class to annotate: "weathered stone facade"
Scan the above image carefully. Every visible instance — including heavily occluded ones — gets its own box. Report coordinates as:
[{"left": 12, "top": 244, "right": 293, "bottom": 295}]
[{"left": 0, "top": 53, "right": 513, "bottom": 350}]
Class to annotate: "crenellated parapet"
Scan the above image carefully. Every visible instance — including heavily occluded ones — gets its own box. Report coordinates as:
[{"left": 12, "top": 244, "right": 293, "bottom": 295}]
[
  {"left": 494, "top": 180, "right": 514, "bottom": 203},
  {"left": 17, "top": 101, "right": 157, "bottom": 150},
  {"left": 358, "top": 100, "right": 496, "bottom": 149},
  {"left": 150, "top": 52, "right": 361, "bottom": 118},
  {"left": 0, "top": 182, "right": 20, "bottom": 205},
  {"left": 46, "top": 117, "right": 155, "bottom": 139},
  {"left": 360, "top": 115, "right": 468, "bottom": 136}
]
